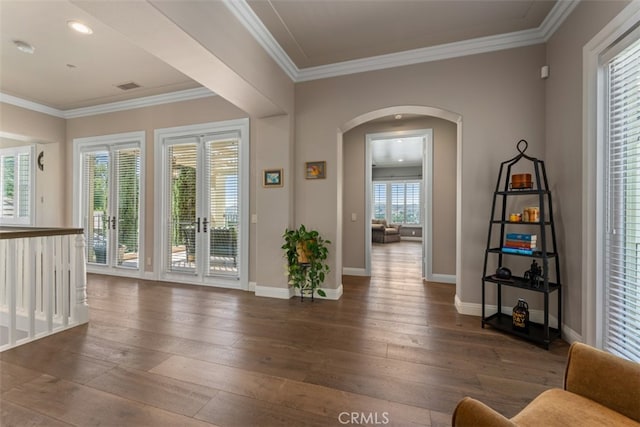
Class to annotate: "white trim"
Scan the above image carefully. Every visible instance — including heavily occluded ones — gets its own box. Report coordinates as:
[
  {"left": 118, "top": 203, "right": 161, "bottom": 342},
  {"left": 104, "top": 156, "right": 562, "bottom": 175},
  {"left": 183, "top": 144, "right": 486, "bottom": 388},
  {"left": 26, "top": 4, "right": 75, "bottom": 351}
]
[
  {"left": 0, "top": 93, "right": 65, "bottom": 118},
  {"left": 540, "top": 1, "right": 581, "bottom": 41},
  {"left": 343, "top": 267, "right": 367, "bottom": 276},
  {"left": 582, "top": 1, "right": 640, "bottom": 348},
  {"left": 455, "top": 293, "right": 582, "bottom": 344},
  {"left": 0, "top": 144, "right": 36, "bottom": 226},
  {"left": 221, "top": 0, "right": 298, "bottom": 81},
  {"left": 154, "top": 118, "right": 250, "bottom": 290},
  {"left": 365, "top": 129, "right": 433, "bottom": 280},
  {"left": 72, "top": 131, "right": 146, "bottom": 278},
  {"left": 255, "top": 284, "right": 294, "bottom": 299},
  {"left": 64, "top": 88, "right": 215, "bottom": 118},
  {"left": 227, "top": 0, "right": 578, "bottom": 83},
  {"left": 1, "top": 88, "right": 215, "bottom": 119},
  {"left": 429, "top": 274, "right": 456, "bottom": 284}
]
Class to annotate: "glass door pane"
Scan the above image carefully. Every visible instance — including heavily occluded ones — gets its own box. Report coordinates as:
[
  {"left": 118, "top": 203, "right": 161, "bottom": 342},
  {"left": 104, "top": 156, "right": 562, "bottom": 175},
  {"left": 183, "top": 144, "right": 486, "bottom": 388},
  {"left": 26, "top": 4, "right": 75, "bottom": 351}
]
[
  {"left": 167, "top": 143, "right": 198, "bottom": 273},
  {"left": 206, "top": 138, "right": 239, "bottom": 277},
  {"left": 115, "top": 148, "right": 141, "bottom": 268},
  {"left": 83, "top": 151, "right": 110, "bottom": 265}
]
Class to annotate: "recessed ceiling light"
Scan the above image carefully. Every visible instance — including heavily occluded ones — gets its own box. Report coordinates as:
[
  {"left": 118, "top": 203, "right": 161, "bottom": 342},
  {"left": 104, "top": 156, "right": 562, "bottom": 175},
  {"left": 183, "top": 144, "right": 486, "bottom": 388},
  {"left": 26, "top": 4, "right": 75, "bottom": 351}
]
[
  {"left": 395, "top": 114, "right": 402, "bottom": 120},
  {"left": 67, "top": 20, "right": 93, "bottom": 35},
  {"left": 398, "top": 159, "right": 404, "bottom": 162},
  {"left": 13, "top": 40, "right": 35, "bottom": 54}
]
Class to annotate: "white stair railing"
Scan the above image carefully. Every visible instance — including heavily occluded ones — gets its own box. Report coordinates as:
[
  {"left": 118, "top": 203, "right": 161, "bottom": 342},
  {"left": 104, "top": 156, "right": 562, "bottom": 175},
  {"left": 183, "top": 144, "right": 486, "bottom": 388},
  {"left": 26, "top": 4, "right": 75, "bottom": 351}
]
[{"left": 0, "top": 228, "right": 89, "bottom": 351}]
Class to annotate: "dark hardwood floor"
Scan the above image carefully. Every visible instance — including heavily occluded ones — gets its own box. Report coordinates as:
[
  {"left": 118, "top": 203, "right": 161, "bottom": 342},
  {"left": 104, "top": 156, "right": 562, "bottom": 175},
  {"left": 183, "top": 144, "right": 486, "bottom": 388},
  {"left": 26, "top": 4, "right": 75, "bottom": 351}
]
[{"left": 1, "top": 241, "right": 569, "bottom": 426}]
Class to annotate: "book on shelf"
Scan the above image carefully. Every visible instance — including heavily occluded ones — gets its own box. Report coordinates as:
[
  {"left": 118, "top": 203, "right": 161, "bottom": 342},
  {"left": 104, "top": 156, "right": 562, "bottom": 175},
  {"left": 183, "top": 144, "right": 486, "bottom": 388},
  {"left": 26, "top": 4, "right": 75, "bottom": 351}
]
[
  {"left": 504, "top": 239, "right": 537, "bottom": 249},
  {"left": 501, "top": 247, "right": 535, "bottom": 255},
  {"left": 506, "top": 233, "right": 537, "bottom": 241}
]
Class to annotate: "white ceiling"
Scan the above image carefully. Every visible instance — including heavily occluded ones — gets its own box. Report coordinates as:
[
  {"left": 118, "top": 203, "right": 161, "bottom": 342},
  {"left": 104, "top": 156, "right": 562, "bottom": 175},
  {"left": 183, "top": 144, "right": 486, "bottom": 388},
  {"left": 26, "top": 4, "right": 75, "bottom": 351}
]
[
  {"left": 372, "top": 137, "right": 424, "bottom": 168},
  {"left": 0, "top": 0, "right": 560, "bottom": 112}
]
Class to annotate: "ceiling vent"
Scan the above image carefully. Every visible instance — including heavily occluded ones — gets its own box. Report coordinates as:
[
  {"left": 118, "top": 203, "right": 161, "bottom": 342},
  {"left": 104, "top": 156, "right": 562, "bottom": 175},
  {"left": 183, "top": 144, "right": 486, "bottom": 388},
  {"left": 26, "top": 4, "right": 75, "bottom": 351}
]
[{"left": 116, "top": 82, "right": 141, "bottom": 91}]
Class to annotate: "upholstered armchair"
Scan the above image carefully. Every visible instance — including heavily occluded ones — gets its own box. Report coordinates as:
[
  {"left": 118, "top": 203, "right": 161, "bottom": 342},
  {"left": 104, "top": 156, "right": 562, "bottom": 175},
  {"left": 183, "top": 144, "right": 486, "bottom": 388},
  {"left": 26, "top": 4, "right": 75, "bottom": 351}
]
[
  {"left": 452, "top": 342, "right": 640, "bottom": 427},
  {"left": 371, "top": 219, "right": 401, "bottom": 243}
]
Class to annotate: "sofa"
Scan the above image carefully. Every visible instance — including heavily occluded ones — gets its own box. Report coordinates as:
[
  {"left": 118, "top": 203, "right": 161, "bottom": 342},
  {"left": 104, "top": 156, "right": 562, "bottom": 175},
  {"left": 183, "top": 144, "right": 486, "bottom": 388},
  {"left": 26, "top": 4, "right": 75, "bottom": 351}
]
[
  {"left": 452, "top": 342, "right": 640, "bottom": 427},
  {"left": 371, "top": 219, "right": 401, "bottom": 243}
]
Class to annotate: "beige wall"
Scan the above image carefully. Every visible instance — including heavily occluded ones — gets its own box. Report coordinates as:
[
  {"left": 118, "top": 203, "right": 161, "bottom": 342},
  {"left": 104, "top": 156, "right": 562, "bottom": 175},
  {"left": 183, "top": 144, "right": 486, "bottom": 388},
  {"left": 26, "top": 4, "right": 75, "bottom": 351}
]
[
  {"left": 66, "top": 96, "right": 248, "bottom": 274},
  {"left": 296, "top": 44, "right": 547, "bottom": 302},
  {"left": 545, "top": 0, "right": 630, "bottom": 335},
  {"left": 342, "top": 117, "right": 456, "bottom": 275},
  {"left": 0, "top": 103, "right": 66, "bottom": 226}
]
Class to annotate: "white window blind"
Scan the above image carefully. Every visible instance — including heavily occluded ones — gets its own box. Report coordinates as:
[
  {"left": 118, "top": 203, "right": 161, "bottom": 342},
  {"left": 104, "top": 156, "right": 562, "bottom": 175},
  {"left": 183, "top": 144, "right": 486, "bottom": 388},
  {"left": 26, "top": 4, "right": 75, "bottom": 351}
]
[
  {"left": 0, "top": 146, "right": 33, "bottom": 225},
  {"left": 372, "top": 183, "right": 386, "bottom": 220},
  {"left": 604, "top": 35, "right": 640, "bottom": 362},
  {"left": 115, "top": 147, "right": 141, "bottom": 268}
]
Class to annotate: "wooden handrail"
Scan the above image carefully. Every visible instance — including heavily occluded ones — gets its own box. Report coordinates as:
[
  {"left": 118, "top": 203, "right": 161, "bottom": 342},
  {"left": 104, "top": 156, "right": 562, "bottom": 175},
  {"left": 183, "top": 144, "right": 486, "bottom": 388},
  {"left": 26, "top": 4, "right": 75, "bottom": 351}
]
[{"left": 0, "top": 227, "right": 83, "bottom": 240}]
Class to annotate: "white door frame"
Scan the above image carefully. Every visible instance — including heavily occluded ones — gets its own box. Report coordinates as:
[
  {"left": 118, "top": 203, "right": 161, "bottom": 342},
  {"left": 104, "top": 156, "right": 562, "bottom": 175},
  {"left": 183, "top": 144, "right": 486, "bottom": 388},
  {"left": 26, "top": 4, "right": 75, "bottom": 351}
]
[
  {"left": 365, "top": 129, "right": 433, "bottom": 279},
  {"left": 153, "top": 118, "right": 249, "bottom": 290},
  {"left": 72, "top": 131, "right": 146, "bottom": 278}
]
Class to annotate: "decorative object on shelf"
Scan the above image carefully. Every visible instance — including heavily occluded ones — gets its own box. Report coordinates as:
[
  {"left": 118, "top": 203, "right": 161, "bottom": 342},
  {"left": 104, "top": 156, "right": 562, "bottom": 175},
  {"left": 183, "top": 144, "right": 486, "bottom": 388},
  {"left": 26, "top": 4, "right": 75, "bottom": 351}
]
[
  {"left": 512, "top": 299, "right": 530, "bottom": 332},
  {"left": 523, "top": 206, "right": 540, "bottom": 222},
  {"left": 282, "top": 224, "right": 331, "bottom": 301},
  {"left": 509, "top": 213, "right": 522, "bottom": 222},
  {"left": 481, "top": 138, "right": 562, "bottom": 349},
  {"left": 495, "top": 266, "right": 512, "bottom": 280},
  {"left": 524, "top": 260, "right": 543, "bottom": 287},
  {"left": 263, "top": 168, "right": 283, "bottom": 187},
  {"left": 305, "top": 161, "right": 326, "bottom": 179},
  {"left": 510, "top": 173, "right": 532, "bottom": 189}
]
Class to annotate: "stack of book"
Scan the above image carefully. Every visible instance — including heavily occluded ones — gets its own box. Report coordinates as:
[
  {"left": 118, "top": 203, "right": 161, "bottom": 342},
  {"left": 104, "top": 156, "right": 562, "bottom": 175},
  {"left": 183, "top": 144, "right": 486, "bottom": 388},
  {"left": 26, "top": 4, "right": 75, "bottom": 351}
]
[{"left": 502, "top": 233, "right": 537, "bottom": 255}]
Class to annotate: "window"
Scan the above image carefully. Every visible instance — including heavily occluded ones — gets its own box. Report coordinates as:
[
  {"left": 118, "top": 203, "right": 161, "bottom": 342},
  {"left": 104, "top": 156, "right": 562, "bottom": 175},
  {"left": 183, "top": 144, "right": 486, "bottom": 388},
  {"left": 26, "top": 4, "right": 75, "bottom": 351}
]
[
  {"left": 602, "top": 32, "right": 640, "bottom": 362},
  {"left": 372, "top": 180, "right": 421, "bottom": 225},
  {"left": 0, "top": 145, "right": 34, "bottom": 225}
]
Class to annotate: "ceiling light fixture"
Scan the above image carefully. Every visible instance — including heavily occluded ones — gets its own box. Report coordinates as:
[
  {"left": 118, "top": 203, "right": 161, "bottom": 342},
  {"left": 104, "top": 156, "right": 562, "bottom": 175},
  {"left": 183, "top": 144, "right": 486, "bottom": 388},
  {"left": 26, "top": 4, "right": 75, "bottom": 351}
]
[
  {"left": 67, "top": 20, "right": 93, "bottom": 35},
  {"left": 13, "top": 40, "right": 35, "bottom": 54},
  {"left": 394, "top": 114, "right": 402, "bottom": 120},
  {"left": 398, "top": 159, "right": 404, "bottom": 162}
]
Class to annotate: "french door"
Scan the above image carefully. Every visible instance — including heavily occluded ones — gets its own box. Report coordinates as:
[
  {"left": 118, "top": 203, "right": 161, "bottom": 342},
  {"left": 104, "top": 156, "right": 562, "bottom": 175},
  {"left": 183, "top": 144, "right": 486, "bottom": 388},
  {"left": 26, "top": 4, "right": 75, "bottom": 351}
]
[
  {"left": 75, "top": 132, "right": 144, "bottom": 273},
  {"left": 156, "top": 120, "right": 248, "bottom": 288}
]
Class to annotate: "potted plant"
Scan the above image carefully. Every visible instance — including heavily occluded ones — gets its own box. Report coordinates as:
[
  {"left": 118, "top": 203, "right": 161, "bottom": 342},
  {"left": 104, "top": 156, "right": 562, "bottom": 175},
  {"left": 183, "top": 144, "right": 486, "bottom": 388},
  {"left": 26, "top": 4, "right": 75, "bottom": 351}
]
[{"left": 282, "top": 225, "right": 331, "bottom": 300}]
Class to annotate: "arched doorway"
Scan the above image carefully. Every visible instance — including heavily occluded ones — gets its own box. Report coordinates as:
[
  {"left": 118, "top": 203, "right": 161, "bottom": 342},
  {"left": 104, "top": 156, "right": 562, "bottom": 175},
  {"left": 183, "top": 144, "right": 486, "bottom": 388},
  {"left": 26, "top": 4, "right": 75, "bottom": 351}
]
[{"left": 337, "top": 106, "right": 462, "bottom": 295}]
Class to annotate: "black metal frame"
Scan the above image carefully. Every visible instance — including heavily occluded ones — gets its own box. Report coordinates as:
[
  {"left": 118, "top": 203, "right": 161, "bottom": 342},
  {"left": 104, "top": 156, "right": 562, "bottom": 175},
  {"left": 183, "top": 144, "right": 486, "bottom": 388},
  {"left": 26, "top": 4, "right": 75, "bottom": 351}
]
[{"left": 481, "top": 140, "right": 562, "bottom": 349}]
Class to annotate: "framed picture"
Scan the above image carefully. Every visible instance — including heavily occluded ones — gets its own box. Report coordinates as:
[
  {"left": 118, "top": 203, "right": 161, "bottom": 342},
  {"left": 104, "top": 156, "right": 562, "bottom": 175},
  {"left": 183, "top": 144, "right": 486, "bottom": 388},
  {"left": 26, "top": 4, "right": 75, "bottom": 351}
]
[
  {"left": 263, "top": 169, "right": 283, "bottom": 187},
  {"left": 305, "top": 161, "right": 326, "bottom": 179}
]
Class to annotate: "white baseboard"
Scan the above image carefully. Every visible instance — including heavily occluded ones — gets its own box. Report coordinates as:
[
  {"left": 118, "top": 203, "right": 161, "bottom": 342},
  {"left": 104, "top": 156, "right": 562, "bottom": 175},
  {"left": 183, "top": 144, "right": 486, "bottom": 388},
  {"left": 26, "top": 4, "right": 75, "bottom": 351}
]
[
  {"left": 428, "top": 273, "right": 456, "bottom": 284},
  {"left": 292, "top": 283, "right": 344, "bottom": 300},
  {"left": 254, "top": 284, "right": 294, "bottom": 299},
  {"left": 454, "top": 295, "right": 559, "bottom": 328},
  {"left": 343, "top": 267, "right": 368, "bottom": 276},
  {"left": 400, "top": 237, "right": 422, "bottom": 242},
  {"left": 562, "top": 324, "right": 582, "bottom": 344},
  {"left": 248, "top": 281, "right": 256, "bottom": 292}
]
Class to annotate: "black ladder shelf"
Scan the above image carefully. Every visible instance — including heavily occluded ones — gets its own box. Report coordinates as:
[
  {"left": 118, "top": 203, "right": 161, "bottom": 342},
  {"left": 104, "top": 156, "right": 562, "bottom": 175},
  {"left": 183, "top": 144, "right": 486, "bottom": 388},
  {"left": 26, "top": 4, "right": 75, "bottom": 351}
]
[{"left": 481, "top": 140, "right": 562, "bottom": 349}]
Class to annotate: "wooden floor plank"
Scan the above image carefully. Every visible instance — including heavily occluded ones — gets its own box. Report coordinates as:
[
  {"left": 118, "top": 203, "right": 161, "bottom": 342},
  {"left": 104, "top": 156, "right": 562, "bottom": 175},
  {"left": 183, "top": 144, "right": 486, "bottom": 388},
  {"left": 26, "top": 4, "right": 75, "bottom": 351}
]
[{"left": 0, "top": 241, "right": 569, "bottom": 426}]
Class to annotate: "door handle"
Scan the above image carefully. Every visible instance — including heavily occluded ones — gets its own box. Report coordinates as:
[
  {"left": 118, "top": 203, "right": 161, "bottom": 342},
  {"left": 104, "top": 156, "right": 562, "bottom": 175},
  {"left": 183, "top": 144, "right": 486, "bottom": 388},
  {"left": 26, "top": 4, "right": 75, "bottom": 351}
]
[
  {"left": 202, "top": 217, "right": 209, "bottom": 233},
  {"left": 196, "top": 217, "right": 201, "bottom": 233}
]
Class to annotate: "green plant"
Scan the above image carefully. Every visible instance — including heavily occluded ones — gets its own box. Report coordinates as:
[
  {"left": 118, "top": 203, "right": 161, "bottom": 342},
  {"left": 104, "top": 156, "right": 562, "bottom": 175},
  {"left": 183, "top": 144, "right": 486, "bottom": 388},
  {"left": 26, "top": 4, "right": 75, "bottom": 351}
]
[{"left": 282, "top": 225, "right": 331, "bottom": 299}]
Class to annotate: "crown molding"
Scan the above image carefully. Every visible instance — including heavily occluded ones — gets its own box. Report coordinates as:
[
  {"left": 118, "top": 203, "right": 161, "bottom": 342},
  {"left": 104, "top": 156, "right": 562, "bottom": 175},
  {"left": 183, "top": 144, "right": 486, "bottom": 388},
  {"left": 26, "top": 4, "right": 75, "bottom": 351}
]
[
  {"left": 296, "top": 27, "right": 545, "bottom": 82},
  {"left": 222, "top": 0, "right": 298, "bottom": 81},
  {"left": 64, "top": 87, "right": 216, "bottom": 118},
  {"left": 229, "top": 0, "right": 580, "bottom": 82},
  {"left": 0, "top": 93, "right": 65, "bottom": 118},
  {"left": 540, "top": 0, "right": 581, "bottom": 41},
  {"left": 1, "top": 87, "right": 216, "bottom": 119}
]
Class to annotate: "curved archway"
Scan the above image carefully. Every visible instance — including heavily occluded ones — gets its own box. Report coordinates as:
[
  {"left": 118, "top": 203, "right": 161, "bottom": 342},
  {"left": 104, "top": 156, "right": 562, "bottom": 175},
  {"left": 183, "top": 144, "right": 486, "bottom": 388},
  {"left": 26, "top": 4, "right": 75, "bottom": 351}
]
[{"left": 337, "top": 105, "right": 462, "bottom": 299}]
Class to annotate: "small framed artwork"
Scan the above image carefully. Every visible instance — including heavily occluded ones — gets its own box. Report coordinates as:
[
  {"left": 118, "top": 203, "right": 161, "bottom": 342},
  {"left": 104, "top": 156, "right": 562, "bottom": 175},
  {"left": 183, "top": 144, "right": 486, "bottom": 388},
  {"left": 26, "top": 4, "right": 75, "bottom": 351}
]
[
  {"left": 263, "top": 169, "right": 283, "bottom": 187},
  {"left": 305, "top": 161, "right": 326, "bottom": 179}
]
